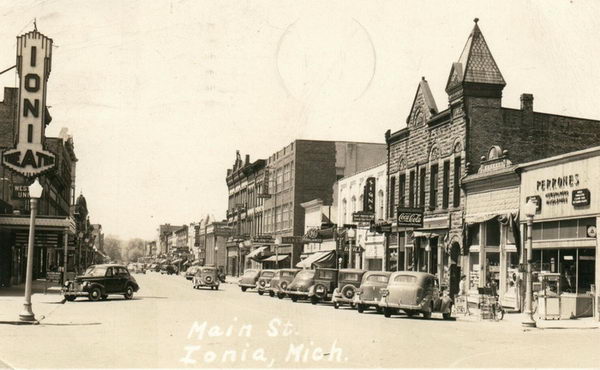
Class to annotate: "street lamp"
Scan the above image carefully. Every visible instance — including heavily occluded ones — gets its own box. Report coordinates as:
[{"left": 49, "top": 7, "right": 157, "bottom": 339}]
[
  {"left": 274, "top": 237, "right": 281, "bottom": 269},
  {"left": 522, "top": 198, "right": 538, "bottom": 328},
  {"left": 19, "top": 178, "right": 43, "bottom": 322},
  {"left": 347, "top": 228, "right": 356, "bottom": 269}
]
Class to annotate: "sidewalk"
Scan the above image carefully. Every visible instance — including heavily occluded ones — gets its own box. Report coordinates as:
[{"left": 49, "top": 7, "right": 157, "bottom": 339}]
[
  {"left": 455, "top": 305, "right": 599, "bottom": 329},
  {"left": 0, "top": 280, "right": 64, "bottom": 325}
]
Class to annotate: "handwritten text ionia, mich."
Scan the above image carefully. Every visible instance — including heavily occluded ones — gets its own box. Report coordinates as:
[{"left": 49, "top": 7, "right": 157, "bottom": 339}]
[{"left": 179, "top": 318, "right": 347, "bottom": 366}]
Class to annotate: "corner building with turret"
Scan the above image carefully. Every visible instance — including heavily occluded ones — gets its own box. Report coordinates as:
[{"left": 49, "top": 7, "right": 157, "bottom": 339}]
[{"left": 385, "top": 19, "right": 600, "bottom": 290}]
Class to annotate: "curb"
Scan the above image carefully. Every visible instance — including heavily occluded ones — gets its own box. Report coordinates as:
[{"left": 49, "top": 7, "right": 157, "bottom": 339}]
[{"left": 0, "top": 320, "right": 39, "bottom": 326}]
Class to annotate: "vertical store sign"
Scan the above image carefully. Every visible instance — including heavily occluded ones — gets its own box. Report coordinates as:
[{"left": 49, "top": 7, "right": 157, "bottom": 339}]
[
  {"left": 363, "top": 177, "right": 376, "bottom": 214},
  {"left": 258, "top": 166, "right": 271, "bottom": 199},
  {"left": 2, "top": 30, "right": 56, "bottom": 177}
]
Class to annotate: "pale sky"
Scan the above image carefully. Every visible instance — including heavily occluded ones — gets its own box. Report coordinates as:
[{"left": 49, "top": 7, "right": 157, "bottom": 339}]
[{"left": 1, "top": 0, "right": 599, "bottom": 240}]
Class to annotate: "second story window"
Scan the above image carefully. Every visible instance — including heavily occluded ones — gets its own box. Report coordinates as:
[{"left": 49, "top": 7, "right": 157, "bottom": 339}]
[
  {"left": 453, "top": 156, "right": 462, "bottom": 207},
  {"left": 429, "top": 164, "right": 438, "bottom": 210},
  {"left": 399, "top": 174, "right": 406, "bottom": 208},
  {"left": 442, "top": 160, "right": 450, "bottom": 209},
  {"left": 276, "top": 168, "right": 283, "bottom": 192},
  {"left": 419, "top": 168, "right": 426, "bottom": 208},
  {"left": 389, "top": 177, "right": 396, "bottom": 218},
  {"left": 409, "top": 171, "right": 415, "bottom": 208}
]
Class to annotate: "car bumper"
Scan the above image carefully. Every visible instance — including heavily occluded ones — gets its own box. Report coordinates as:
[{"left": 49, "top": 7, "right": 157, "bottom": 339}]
[
  {"left": 355, "top": 298, "right": 381, "bottom": 307},
  {"left": 285, "top": 290, "right": 309, "bottom": 298},
  {"left": 238, "top": 283, "right": 256, "bottom": 288},
  {"left": 378, "top": 300, "right": 425, "bottom": 311},
  {"left": 331, "top": 294, "right": 354, "bottom": 304}
]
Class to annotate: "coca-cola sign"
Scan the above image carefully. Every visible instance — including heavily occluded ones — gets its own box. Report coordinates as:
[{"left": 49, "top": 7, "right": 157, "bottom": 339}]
[{"left": 396, "top": 207, "right": 424, "bottom": 227}]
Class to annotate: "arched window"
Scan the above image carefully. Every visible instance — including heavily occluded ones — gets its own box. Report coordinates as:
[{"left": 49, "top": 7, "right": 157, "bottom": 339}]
[
  {"left": 359, "top": 194, "right": 364, "bottom": 212},
  {"left": 351, "top": 196, "right": 357, "bottom": 222},
  {"left": 342, "top": 199, "right": 347, "bottom": 224}
]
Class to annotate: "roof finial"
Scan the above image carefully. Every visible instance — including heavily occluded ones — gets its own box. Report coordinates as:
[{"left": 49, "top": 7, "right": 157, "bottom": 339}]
[
  {"left": 473, "top": 17, "right": 479, "bottom": 24},
  {"left": 33, "top": 18, "right": 38, "bottom": 31}
]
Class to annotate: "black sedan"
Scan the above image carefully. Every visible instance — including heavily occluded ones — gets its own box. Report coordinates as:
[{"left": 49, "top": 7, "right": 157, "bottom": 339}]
[{"left": 62, "top": 264, "right": 140, "bottom": 301}]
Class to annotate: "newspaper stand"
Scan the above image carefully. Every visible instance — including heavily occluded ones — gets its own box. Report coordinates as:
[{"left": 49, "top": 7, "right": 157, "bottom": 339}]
[{"left": 478, "top": 287, "right": 497, "bottom": 320}]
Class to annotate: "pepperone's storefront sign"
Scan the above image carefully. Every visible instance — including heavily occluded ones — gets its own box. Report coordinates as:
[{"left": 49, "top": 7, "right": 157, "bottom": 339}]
[
  {"left": 520, "top": 154, "right": 599, "bottom": 220},
  {"left": 2, "top": 31, "right": 56, "bottom": 177}
]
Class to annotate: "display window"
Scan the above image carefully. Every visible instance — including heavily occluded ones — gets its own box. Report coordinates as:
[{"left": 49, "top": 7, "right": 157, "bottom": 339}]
[{"left": 531, "top": 247, "right": 595, "bottom": 294}]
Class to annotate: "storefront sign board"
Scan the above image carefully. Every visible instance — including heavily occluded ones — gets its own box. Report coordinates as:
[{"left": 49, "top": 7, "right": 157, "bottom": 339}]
[
  {"left": 2, "top": 31, "right": 56, "bottom": 177},
  {"left": 396, "top": 207, "right": 424, "bottom": 228}
]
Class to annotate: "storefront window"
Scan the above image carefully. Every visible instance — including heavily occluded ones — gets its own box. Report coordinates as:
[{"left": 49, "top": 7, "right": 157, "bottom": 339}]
[
  {"left": 469, "top": 252, "right": 479, "bottom": 289},
  {"left": 486, "top": 219, "right": 500, "bottom": 246},
  {"left": 560, "top": 219, "right": 578, "bottom": 239},
  {"left": 468, "top": 224, "right": 480, "bottom": 246},
  {"left": 578, "top": 248, "right": 595, "bottom": 293}
]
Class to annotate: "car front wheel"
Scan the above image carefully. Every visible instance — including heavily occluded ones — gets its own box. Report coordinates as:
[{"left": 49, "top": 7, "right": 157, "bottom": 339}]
[
  {"left": 269, "top": 291, "right": 275, "bottom": 297},
  {"left": 291, "top": 296, "right": 298, "bottom": 302},
  {"left": 383, "top": 307, "right": 392, "bottom": 318},
  {"left": 65, "top": 295, "right": 76, "bottom": 302},
  {"left": 333, "top": 302, "right": 340, "bottom": 309},
  {"left": 89, "top": 287, "right": 102, "bottom": 301},
  {"left": 442, "top": 312, "right": 452, "bottom": 320},
  {"left": 124, "top": 285, "right": 134, "bottom": 300},
  {"left": 357, "top": 304, "right": 365, "bottom": 313},
  {"left": 258, "top": 291, "right": 264, "bottom": 296},
  {"left": 422, "top": 311, "right": 432, "bottom": 319},
  {"left": 241, "top": 287, "right": 247, "bottom": 292}
]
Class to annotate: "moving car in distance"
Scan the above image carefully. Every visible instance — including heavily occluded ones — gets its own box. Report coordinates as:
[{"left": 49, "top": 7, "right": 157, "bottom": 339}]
[
  {"left": 62, "top": 264, "right": 139, "bottom": 302},
  {"left": 379, "top": 271, "right": 453, "bottom": 319},
  {"left": 354, "top": 271, "right": 392, "bottom": 313},
  {"left": 192, "top": 266, "right": 220, "bottom": 290},
  {"left": 185, "top": 265, "right": 201, "bottom": 280},
  {"left": 238, "top": 269, "right": 261, "bottom": 292},
  {"left": 331, "top": 269, "right": 367, "bottom": 309}
]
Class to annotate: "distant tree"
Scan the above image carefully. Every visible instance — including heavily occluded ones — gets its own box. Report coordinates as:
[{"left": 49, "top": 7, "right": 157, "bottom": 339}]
[
  {"left": 124, "top": 238, "right": 146, "bottom": 263},
  {"left": 104, "top": 236, "right": 123, "bottom": 262}
]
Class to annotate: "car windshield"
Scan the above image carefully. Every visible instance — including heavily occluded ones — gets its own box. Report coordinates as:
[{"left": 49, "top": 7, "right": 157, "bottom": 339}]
[
  {"left": 393, "top": 275, "right": 417, "bottom": 283},
  {"left": 282, "top": 271, "right": 296, "bottom": 277},
  {"left": 84, "top": 266, "right": 108, "bottom": 277},
  {"left": 297, "top": 270, "right": 315, "bottom": 279},
  {"left": 340, "top": 272, "right": 361, "bottom": 281},
  {"left": 366, "top": 274, "right": 390, "bottom": 283},
  {"left": 317, "top": 270, "right": 336, "bottom": 279},
  {"left": 262, "top": 271, "right": 274, "bottom": 278}
]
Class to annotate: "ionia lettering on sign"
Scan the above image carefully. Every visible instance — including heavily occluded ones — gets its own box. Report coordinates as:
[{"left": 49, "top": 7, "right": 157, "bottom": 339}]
[{"left": 2, "top": 30, "right": 56, "bottom": 177}]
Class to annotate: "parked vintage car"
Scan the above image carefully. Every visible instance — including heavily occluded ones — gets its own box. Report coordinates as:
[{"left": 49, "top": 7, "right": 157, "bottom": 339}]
[
  {"left": 331, "top": 269, "right": 367, "bottom": 308},
  {"left": 378, "top": 271, "right": 453, "bottom": 319},
  {"left": 354, "top": 271, "right": 392, "bottom": 313},
  {"left": 185, "top": 266, "right": 201, "bottom": 280},
  {"left": 238, "top": 269, "right": 261, "bottom": 292},
  {"left": 268, "top": 269, "right": 300, "bottom": 298},
  {"left": 307, "top": 268, "right": 338, "bottom": 304},
  {"left": 192, "top": 266, "right": 220, "bottom": 290},
  {"left": 256, "top": 270, "right": 276, "bottom": 295},
  {"left": 285, "top": 269, "right": 316, "bottom": 302},
  {"left": 62, "top": 264, "right": 139, "bottom": 301}
]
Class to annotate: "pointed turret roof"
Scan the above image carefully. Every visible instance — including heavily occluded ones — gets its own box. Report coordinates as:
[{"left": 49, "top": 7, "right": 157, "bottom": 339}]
[
  {"left": 407, "top": 77, "right": 438, "bottom": 123},
  {"left": 446, "top": 18, "right": 505, "bottom": 92}
]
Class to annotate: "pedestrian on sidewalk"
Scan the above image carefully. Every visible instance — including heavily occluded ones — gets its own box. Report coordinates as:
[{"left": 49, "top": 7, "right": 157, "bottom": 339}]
[{"left": 459, "top": 274, "right": 471, "bottom": 315}]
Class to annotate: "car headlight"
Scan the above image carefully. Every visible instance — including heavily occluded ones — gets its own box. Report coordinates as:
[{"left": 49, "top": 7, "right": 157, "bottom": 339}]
[
  {"left": 316, "top": 286, "right": 325, "bottom": 294},
  {"left": 63, "top": 281, "right": 70, "bottom": 287},
  {"left": 82, "top": 281, "right": 89, "bottom": 287}
]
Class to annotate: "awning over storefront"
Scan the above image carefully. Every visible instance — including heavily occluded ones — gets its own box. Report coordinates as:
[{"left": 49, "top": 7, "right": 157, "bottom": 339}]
[
  {"left": 261, "top": 255, "right": 289, "bottom": 262},
  {"left": 464, "top": 209, "right": 518, "bottom": 225},
  {"left": 246, "top": 246, "right": 268, "bottom": 260},
  {"left": 296, "top": 250, "right": 335, "bottom": 268},
  {"left": 412, "top": 231, "right": 439, "bottom": 239}
]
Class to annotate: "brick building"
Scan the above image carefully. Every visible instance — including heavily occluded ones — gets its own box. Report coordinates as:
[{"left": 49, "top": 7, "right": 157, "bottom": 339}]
[
  {"left": 0, "top": 88, "right": 79, "bottom": 286},
  {"left": 156, "top": 223, "right": 182, "bottom": 255},
  {"left": 260, "top": 140, "right": 386, "bottom": 268},
  {"left": 225, "top": 151, "right": 265, "bottom": 275},
  {"left": 385, "top": 20, "right": 600, "bottom": 283}
]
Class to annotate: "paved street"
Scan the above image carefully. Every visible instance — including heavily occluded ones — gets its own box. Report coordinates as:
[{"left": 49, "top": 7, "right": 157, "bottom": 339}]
[{"left": 1, "top": 273, "right": 599, "bottom": 368}]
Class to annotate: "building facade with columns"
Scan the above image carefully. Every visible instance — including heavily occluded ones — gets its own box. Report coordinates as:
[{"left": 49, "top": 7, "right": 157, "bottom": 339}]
[{"left": 385, "top": 19, "right": 600, "bottom": 288}]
